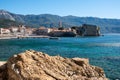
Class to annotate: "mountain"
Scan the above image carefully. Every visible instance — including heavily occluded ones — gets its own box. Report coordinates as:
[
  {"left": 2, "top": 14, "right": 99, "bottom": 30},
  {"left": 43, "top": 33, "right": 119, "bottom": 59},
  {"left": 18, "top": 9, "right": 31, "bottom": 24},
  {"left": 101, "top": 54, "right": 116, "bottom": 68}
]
[
  {"left": 0, "top": 19, "right": 21, "bottom": 28},
  {"left": 0, "top": 10, "right": 120, "bottom": 33}
]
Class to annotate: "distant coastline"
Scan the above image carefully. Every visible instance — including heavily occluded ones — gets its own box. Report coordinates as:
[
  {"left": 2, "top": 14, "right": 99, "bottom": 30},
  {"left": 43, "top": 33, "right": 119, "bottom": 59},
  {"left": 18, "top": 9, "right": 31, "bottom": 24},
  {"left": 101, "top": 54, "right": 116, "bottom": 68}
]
[
  {"left": 0, "top": 24, "right": 101, "bottom": 40},
  {"left": 0, "top": 10, "right": 120, "bottom": 33}
]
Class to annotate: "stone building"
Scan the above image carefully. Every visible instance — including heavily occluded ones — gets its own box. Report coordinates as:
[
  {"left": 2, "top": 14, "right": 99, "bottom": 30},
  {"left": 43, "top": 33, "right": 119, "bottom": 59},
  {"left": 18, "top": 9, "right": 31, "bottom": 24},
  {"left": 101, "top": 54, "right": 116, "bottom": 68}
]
[
  {"left": 10, "top": 27, "right": 19, "bottom": 33},
  {"left": 0, "top": 28, "right": 2, "bottom": 34},
  {"left": 35, "top": 27, "right": 51, "bottom": 35},
  {"left": 82, "top": 24, "right": 100, "bottom": 36},
  {"left": 25, "top": 28, "right": 34, "bottom": 36},
  {"left": 0, "top": 28, "right": 11, "bottom": 34},
  {"left": 74, "top": 24, "right": 100, "bottom": 36}
]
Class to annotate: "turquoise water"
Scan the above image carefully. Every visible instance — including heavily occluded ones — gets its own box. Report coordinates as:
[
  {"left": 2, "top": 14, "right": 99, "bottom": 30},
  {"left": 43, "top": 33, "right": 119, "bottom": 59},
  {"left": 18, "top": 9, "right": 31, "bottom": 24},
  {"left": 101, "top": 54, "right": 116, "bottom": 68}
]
[{"left": 0, "top": 34, "right": 120, "bottom": 80}]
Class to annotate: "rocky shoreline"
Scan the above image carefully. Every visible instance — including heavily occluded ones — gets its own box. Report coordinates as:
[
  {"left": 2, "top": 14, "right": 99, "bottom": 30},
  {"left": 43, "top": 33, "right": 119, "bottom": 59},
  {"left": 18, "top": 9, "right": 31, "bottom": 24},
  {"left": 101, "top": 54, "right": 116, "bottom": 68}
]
[{"left": 0, "top": 50, "right": 108, "bottom": 80}]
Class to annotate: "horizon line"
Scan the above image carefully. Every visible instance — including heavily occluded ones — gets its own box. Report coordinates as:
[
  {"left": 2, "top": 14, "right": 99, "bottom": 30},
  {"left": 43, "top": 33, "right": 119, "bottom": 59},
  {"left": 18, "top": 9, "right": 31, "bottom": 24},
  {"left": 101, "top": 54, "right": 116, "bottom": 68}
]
[{"left": 0, "top": 9, "right": 120, "bottom": 20}]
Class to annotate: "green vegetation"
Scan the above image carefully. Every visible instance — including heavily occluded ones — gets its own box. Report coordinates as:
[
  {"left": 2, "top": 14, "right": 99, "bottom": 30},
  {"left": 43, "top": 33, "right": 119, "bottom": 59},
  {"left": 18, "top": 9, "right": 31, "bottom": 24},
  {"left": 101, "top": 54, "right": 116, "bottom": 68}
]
[
  {"left": 0, "top": 10, "right": 120, "bottom": 33},
  {"left": 0, "top": 19, "right": 21, "bottom": 28},
  {"left": 23, "top": 15, "right": 120, "bottom": 33}
]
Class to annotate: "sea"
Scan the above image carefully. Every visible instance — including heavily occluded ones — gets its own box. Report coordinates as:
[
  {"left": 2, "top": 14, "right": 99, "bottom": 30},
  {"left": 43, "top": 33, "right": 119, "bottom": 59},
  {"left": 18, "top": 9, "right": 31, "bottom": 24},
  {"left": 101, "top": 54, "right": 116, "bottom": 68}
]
[{"left": 0, "top": 34, "right": 120, "bottom": 80}]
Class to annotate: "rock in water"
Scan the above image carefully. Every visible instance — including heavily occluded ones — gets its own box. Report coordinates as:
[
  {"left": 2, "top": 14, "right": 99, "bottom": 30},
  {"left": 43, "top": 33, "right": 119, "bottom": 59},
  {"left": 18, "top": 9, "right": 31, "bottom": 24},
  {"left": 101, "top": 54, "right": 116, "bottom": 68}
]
[{"left": 2, "top": 50, "right": 108, "bottom": 80}]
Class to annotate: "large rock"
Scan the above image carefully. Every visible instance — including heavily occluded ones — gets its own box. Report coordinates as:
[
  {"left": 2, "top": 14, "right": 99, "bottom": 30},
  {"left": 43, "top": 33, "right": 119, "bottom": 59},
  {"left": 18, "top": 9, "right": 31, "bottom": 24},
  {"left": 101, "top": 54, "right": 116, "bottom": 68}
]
[
  {"left": 0, "top": 61, "right": 7, "bottom": 80},
  {"left": 1, "top": 50, "right": 108, "bottom": 80}
]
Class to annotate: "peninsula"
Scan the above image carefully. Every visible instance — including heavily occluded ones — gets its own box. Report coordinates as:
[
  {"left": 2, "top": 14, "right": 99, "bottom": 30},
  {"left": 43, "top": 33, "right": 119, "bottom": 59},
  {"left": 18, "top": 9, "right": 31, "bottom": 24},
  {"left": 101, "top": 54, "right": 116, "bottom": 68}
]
[{"left": 0, "top": 24, "right": 100, "bottom": 39}]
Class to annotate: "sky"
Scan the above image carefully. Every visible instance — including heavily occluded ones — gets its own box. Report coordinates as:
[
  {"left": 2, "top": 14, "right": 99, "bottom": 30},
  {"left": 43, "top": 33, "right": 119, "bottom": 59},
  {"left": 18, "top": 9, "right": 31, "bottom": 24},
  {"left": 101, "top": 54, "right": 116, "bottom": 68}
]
[{"left": 0, "top": 0, "right": 120, "bottom": 19}]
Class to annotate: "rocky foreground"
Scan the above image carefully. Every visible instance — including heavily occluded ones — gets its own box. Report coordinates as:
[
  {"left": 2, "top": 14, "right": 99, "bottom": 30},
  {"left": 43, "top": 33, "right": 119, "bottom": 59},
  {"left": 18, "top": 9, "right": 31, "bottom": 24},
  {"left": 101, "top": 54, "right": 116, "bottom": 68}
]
[{"left": 0, "top": 50, "right": 108, "bottom": 80}]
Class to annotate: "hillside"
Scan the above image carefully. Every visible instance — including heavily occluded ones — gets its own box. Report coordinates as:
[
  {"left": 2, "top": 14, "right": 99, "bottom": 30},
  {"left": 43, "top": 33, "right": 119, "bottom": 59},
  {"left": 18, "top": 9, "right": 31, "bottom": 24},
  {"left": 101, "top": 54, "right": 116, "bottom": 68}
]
[
  {"left": 0, "top": 10, "right": 120, "bottom": 33},
  {"left": 0, "top": 19, "right": 21, "bottom": 28}
]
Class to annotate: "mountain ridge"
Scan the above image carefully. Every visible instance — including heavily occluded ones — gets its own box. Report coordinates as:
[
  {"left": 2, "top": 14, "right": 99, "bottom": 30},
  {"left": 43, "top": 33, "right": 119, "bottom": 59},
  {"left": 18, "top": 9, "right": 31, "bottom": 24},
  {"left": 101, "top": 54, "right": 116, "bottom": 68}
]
[{"left": 0, "top": 10, "right": 120, "bottom": 33}]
